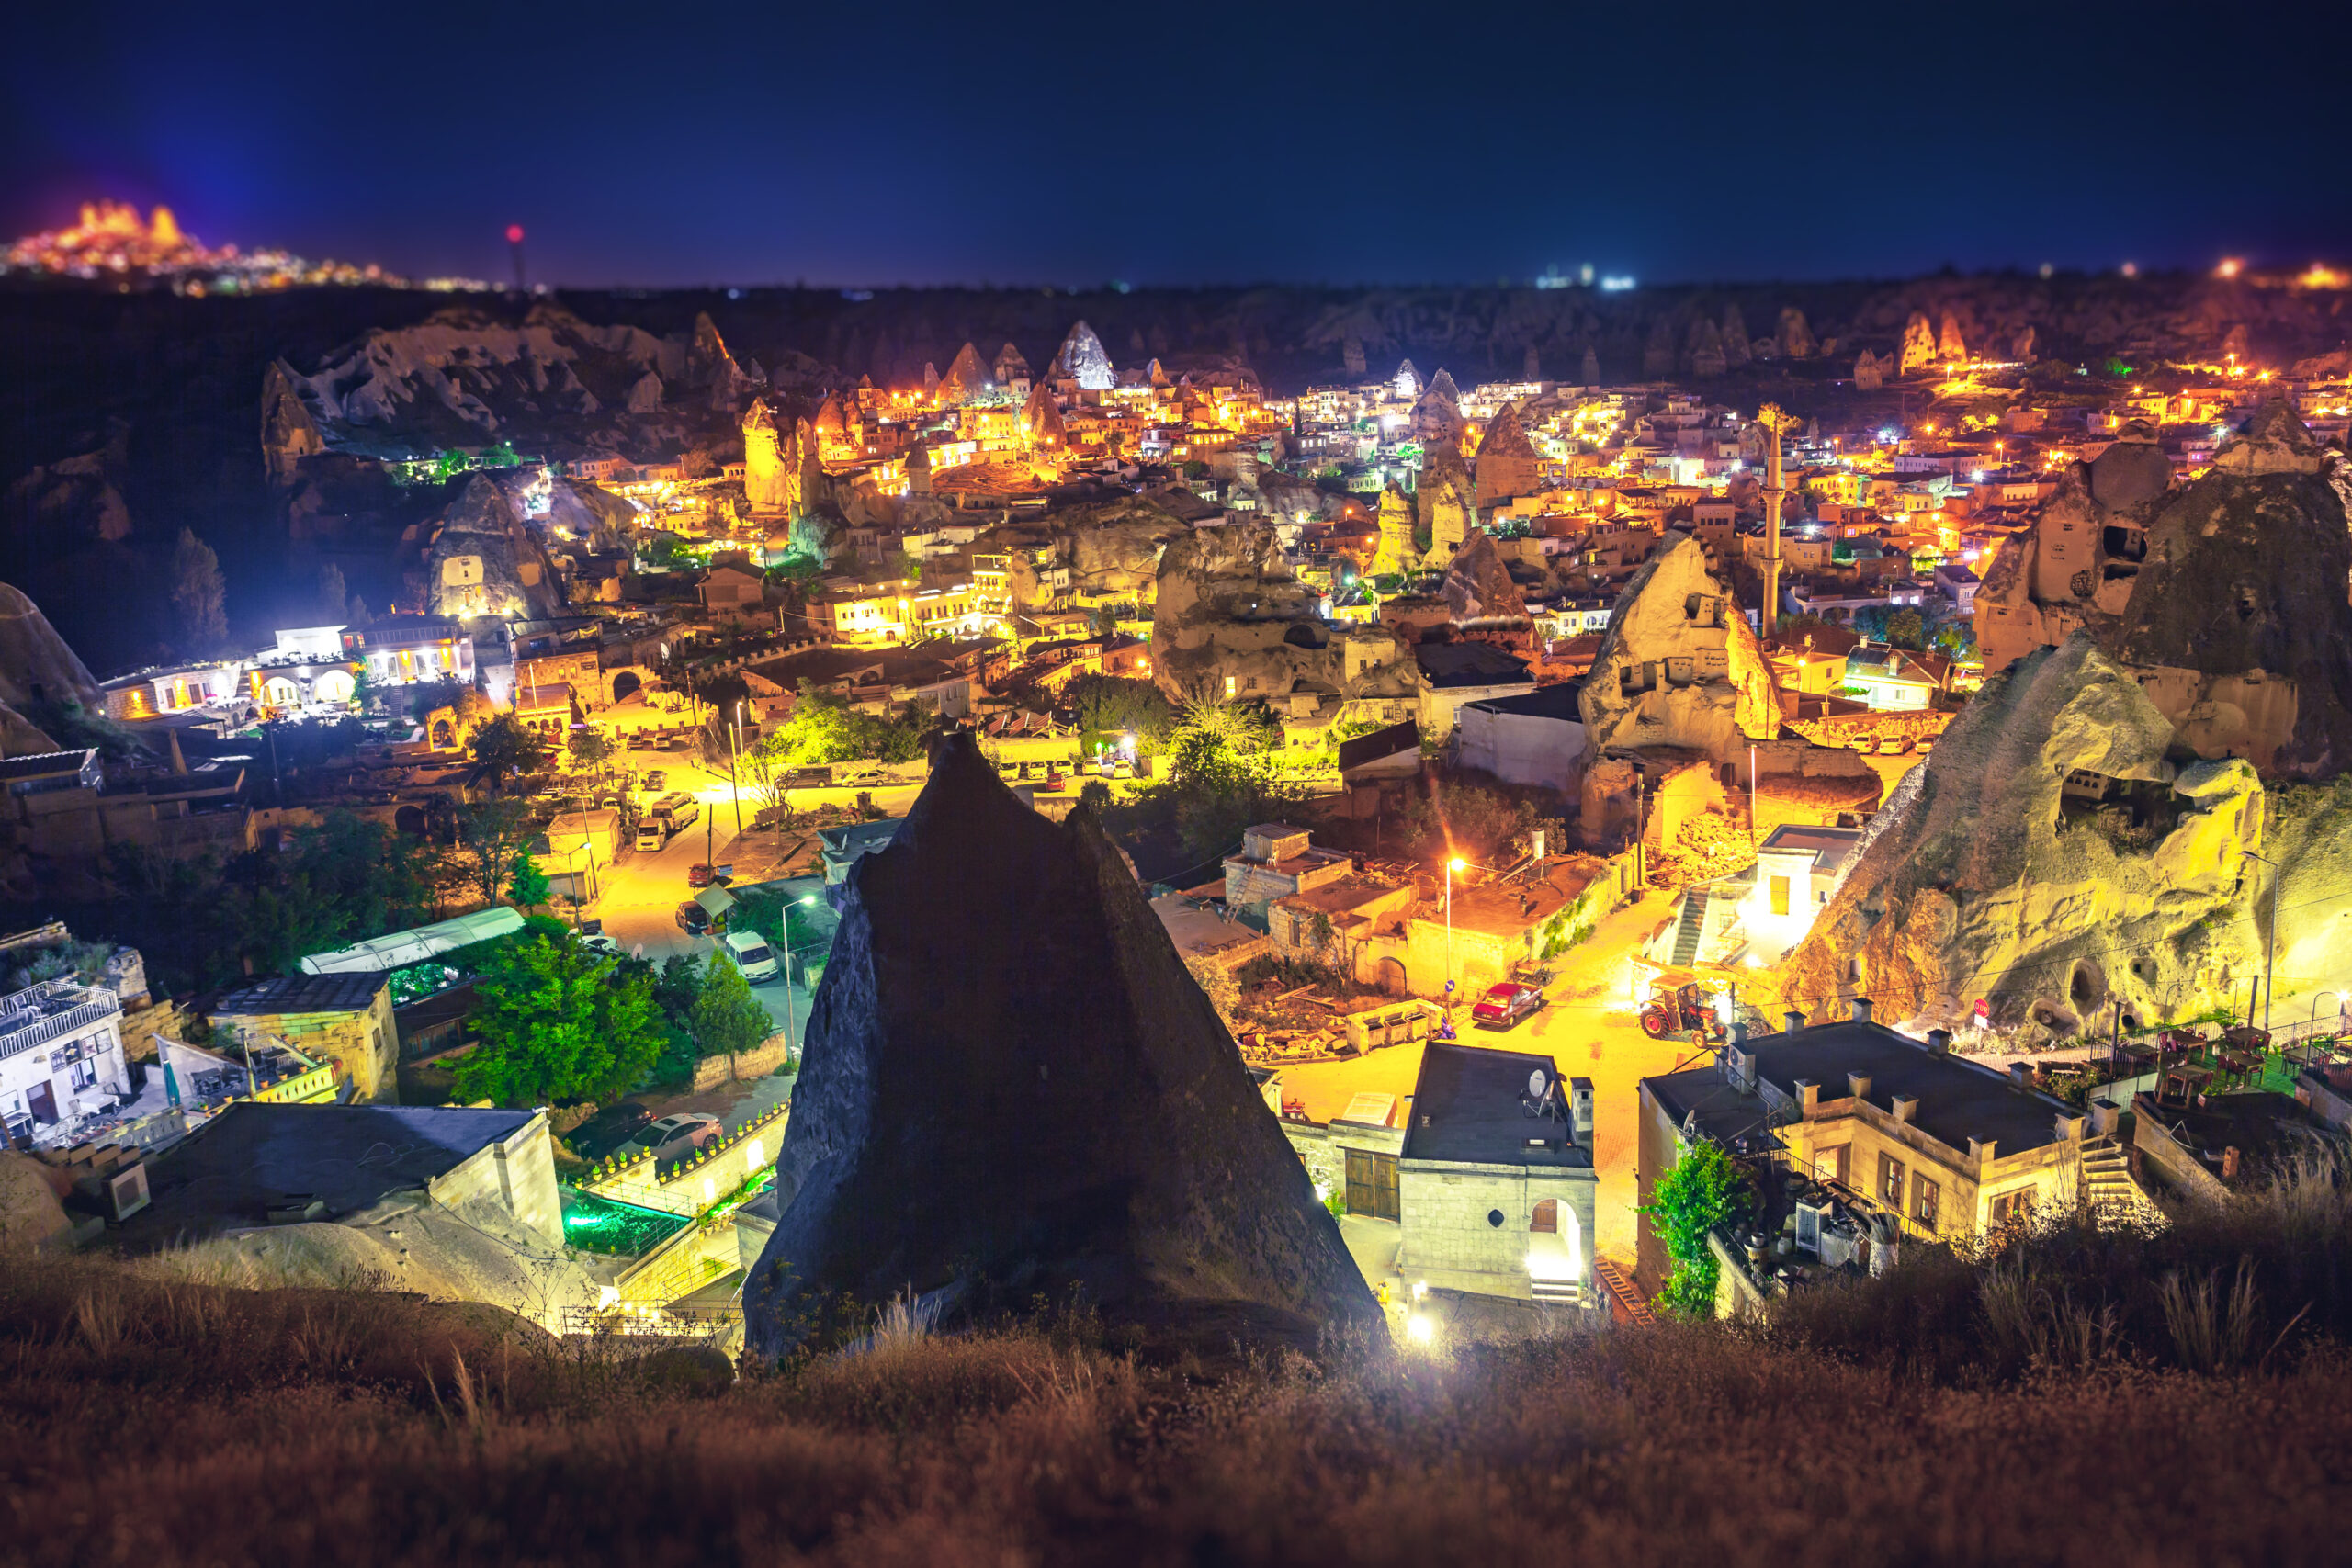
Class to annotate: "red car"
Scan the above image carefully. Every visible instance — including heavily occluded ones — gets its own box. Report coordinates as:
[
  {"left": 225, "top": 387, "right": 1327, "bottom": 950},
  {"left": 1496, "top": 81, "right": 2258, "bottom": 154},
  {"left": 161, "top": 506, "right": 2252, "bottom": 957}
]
[{"left": 1472, "top": 982, "right": 1545, "bottom": 1030}]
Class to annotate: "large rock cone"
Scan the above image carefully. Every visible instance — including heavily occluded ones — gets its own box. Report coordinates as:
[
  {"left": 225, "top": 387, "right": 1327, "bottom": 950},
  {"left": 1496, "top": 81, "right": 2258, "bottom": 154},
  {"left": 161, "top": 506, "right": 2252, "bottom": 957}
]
[{"left": 743, "top": 733, "right": 1382, "bottom": 1357}]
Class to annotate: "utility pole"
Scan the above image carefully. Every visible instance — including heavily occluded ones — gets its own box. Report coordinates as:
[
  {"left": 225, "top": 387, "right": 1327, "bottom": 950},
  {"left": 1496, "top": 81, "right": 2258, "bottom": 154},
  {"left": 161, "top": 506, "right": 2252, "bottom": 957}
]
[{"left": 2244, "top": 849, "right": 2279, "bottom": 1037}]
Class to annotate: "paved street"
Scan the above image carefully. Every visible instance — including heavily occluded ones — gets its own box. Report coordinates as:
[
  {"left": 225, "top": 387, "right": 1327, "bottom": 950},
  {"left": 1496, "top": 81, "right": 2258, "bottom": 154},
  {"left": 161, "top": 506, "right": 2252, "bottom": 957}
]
[
  {"left": 581, "top": 739, "right": 921, "bottom": 1038},
  {"left": 1272, "top": 886, "right": 1718, "bottom": 1270}
]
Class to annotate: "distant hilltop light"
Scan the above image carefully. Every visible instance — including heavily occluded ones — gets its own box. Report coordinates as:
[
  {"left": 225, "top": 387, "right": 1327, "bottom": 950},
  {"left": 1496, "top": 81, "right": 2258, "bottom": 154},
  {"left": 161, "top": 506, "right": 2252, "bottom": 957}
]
[
  {"left": 2121, "top": 261, "right": 2140, "bottom": 278},
  {"left": 0, "top": 198, "right": 493, "bottom": 293},
  {"left": 506, "top": 224, "right": 526, "bottom": 244},
  {"left": 1599, "top": 275, "right": 1636, "bottom": 292},
  {"left": 2218, "top": 256, "right": 2245, "bottom": 279}
]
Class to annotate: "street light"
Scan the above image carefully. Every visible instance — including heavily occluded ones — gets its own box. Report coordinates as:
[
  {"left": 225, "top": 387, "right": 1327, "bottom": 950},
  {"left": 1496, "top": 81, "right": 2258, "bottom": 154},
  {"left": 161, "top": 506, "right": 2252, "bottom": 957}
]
[
  {"left": 1445, "top": 856, "right": 1466, "bottom": 1022},
  {"left": 2243, "top": 849, "right": 2279, "bottom": 1035}
]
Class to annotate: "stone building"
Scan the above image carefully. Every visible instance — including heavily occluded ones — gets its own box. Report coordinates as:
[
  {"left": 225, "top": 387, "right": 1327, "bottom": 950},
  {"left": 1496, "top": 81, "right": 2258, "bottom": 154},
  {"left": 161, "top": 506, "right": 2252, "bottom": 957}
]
[
  {"left": 211, "top": 973, "right": 400, "bottom": 1105},
  {"left": 1635, "top": 1008, "right": 2123, "bottom": 1299},
  {"left": 1325, "top": 1041, "right": 1598, "bottom": 1309}
]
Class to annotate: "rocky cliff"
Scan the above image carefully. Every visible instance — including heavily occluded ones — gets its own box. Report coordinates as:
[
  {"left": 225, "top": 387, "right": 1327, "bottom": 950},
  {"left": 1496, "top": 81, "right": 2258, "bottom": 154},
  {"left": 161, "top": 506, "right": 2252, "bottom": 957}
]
[
  {"left": 1975, "top": 402, "right": 2352, "bottom": 778},
  {"left": 1578, "top": 533, "right": 1780, "bottom": 760},
  {"left": 743, "top": 735, "right": 1382, "bottom": 1355},
  {"left": 1001, "top": 494, "right": 1191, "bottom": 611},
  {"left": 1778, "top": 635, "right": 2282, "bottom": 1043},
  {"left": 422, "top": 476, "right": 565, "bottom": 621}
]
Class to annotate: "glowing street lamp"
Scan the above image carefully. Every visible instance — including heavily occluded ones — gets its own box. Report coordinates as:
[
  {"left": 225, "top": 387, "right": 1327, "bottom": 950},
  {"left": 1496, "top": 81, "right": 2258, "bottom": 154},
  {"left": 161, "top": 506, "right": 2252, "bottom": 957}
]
[{"left": 1445, "top": 856, "right": 1467, "bottom": 1019}]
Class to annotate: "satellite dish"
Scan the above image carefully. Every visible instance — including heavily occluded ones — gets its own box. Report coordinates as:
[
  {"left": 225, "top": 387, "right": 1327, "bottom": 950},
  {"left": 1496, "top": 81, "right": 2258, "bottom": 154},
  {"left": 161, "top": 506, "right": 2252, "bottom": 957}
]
[{"left": 1528, "top": 1068, "right": 1548, "bottom": 1099}]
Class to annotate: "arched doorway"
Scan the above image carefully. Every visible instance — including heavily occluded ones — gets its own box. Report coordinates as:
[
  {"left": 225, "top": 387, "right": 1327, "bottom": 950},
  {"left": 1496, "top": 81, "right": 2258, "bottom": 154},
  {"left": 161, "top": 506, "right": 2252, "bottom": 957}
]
[
  {"left": 1526, "top": 1197, "right": 1581, "bottom": 1292},
  {"left": 393, "top": 805, "right": 427, "bottom": 836},
  {"left": 313, "top": 670, "right": 355, "bottom": 705},
  {"left": 612, "top": 671, "right": 642, "bottom": 703},
  {"left": 1378, "top": 957, "right": 1408, "bottom": 996},
  {"left": 431, "top": 717, "right": 456, "bottom": 748}
]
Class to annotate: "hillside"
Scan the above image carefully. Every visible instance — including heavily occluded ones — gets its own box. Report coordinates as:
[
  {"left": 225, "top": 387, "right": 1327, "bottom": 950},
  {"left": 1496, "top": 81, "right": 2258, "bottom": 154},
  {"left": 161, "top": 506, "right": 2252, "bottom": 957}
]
[{"left": 11, "top": 1162, "right": 2352, "bottom": 1566}]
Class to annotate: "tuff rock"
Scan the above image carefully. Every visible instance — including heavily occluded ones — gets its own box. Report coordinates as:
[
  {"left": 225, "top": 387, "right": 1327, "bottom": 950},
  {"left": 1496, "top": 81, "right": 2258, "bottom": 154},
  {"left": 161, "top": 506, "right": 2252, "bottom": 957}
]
[
  {"left": 742, "top": 734, "right": 1383, "bottom": 1355},
  {"left": 1578, "top": 532, "right": 1781, "bottom": 760}
]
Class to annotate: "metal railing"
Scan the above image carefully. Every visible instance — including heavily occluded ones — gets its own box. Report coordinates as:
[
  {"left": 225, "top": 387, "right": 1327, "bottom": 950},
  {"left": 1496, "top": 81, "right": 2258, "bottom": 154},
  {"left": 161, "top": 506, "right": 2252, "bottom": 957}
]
[{"left": 0, "top": 986, "right": 120, "bottom": 1063}]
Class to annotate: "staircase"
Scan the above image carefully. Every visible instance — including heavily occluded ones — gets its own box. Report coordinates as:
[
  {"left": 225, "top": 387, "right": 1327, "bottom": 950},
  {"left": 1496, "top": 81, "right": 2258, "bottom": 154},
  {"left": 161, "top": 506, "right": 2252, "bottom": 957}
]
[
  {"left": 2080, "top": 1135, "right": 2162, "bottom": 1224},
  {"left": 1669, "top": 891, "right": 1711, "bottom": 964},
  {"left": 1593, "top": 1258, "right": 1657, "bottom": 1326},
  {"left": 1530, "top": 1279, "right": 1582, "bottom": 1304}
]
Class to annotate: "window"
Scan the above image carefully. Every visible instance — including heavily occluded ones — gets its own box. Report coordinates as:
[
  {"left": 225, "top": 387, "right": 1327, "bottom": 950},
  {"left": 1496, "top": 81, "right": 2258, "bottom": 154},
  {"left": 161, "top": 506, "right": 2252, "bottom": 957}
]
[
  {"left": 1913, "top": 1175, "right": 1940, "bottom": 1233},
  {"left": 1815, "top": 1145, "right": 1849, "bottom": 1185},
  {"left": 1770, "top": 875, "right": 1792, "bottom": 918},
  {"left": 1531, "top": 1199, "right": 1558, "bottom": 1234},
  {"left": 1343, "top": 1149, "right": 1399, "bottom": 1222},
  {"left": 1879, "top": 1153, "right": 1905, "bottom": 1209},
  {"left": 1991, "top": 1189, "right": 2035, "bottom": 1229}
]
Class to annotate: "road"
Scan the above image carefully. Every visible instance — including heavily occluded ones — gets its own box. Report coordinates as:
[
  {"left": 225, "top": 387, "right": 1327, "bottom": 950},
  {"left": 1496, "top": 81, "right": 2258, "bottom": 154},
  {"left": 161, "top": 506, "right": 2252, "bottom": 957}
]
[
  {"left": 1270, "top": 886, "right": 1716, "bottom": 1270},
  {"left": 582, "top": 739, "right": 922, "bottom": 1038}
]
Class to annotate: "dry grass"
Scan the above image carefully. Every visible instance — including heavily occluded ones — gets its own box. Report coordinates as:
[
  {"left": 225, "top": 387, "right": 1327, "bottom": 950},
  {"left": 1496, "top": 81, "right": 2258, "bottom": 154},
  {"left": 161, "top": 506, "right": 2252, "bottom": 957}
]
[{"left": 6, "top": 1240, "right": 2352, "bottom": 1566}]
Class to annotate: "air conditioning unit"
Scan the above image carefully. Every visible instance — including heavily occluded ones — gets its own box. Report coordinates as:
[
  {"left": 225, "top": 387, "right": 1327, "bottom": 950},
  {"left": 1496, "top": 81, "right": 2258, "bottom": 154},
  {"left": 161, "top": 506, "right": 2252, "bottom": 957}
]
[
  {"left": 106, "top": 1162, "right": 150, "bottom": 1222},
  {"left": 1794, "top": 1199, "right": 1827, "bottom": 1257}
]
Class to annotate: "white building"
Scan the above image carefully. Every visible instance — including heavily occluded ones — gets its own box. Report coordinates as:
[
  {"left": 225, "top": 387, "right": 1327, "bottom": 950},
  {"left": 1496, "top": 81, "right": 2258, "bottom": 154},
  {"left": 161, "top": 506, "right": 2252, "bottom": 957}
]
[
  {"left": 1456, "top": 682, "right": 1586, "bottom": 793},
  {"left": 0, "top": 979, "right": 130, "bottom": 1145},
  {"left": 1737, "top": 824, "right": 1865, "bottom": 964}
]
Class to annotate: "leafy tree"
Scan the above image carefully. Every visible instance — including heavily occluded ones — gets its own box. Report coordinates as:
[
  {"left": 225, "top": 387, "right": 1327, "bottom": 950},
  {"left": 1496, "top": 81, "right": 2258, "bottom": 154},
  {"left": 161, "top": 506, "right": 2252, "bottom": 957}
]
[
  {"left": 567, "top": 728, "right": 612, "bottom": 773},
  {"left": 1850, "top": 606, "right": 1890, "bottom": 642},
  {"left": 1078, "top": 778, "right": 1112, "bottom": 812},
  {"left": 169, "top": 527, "right": 228, "bottom": 654},
  {"left": 450, "top": 934, "right": 665, "bottom": 1105},
  {"left": 763, "top": 682, "right": 926, "bottom": 765},
  {"left": 504, "top": 847, "right": 551, "bottom": 912},
  {"left": 348, "top": 667, "right": 376, "bottom": 715},
  {"left": 691, "top": 952, "right": 772, "bottom": 1059},
  {"left": 1885, "top": 607, "right": 1928, "bottom": 650},
  {"left": 1062, "top": 673, "right": 1179, "bottom": 755},
  {"left": 1397, "top": 783, "right": 1544, "bottom": 863},
  {"left": 456, "top": 799, "right": 540, "bottom": 908},
  {"left": 1138, "top": 700, "right": 1299, "bottom": 859},
  {"left": 468, "top": 713, "right": 547, "bottom": 792},
  {"left": 1636, "top": 1140, "right": 1753, "bottom": 1319}
]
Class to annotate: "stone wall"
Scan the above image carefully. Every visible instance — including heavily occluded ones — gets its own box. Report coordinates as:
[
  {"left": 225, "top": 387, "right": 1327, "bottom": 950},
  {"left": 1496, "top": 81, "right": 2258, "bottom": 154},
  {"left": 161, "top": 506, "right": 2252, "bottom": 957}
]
[
  {"left": 425, "top": 1111, "right": 562, "bottom": 1245},
  {"left": 685, "top": 1032, "right": 796, "bottom": 1094},
  {"left": 584, "top": 1100, "right": 788, "bottom": 1217},
  {"left": 1396, "top": 1161, "right": 1595, "bottom": 1300}
]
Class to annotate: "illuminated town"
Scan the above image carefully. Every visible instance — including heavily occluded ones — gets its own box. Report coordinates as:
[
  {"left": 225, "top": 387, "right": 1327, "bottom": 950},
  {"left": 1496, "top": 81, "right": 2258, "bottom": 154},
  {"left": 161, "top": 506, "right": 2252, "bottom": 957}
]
[{"left": 5, "top": 8, "right": 2352, "bottom": 1559}]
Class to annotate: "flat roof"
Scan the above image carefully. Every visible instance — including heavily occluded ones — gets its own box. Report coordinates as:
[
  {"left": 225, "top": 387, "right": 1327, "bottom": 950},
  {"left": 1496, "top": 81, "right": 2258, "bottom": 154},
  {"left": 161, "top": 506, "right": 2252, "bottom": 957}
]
[
  {"left": 216, "top": 972, "right": 388, "bottom": 1016},
  {"left": 121, "top": 1103, "right": 538, "bottom": 1247},
  {"left": 1752, "top": 1021, "right": 2073, "bottom": 1155},
  {"left": 1402, "top": 1041, "right": 1590, "bottom": 1169},
  {"left": 1415, "top": 642, "right": 1533, "bottom": 688},
  {"left": 0, "top": 750, "right": 94, "bottom": 781},
  {"left": 1758, "top": 824, "right": 1865, "bottom": 878},
  {"left": 1465, "top": 682, "right": 1583, "bottom": 721}
]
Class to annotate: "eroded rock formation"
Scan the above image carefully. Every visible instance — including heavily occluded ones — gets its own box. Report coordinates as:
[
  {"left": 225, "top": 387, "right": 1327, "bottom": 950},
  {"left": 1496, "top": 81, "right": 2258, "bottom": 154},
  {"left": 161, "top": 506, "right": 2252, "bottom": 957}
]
[
  {"left": 424, "top": 476, "right": 564, "bottom": 621},
  {"left": 1441, "top": 531, "right": 1529, "bottom": 625},
  {"left": 1974, "top": 401, "right": 2352, "bottom": 776},
  {"left": 1053, "top": 321, "right": 1116, "bottom": 391},
  {"left": 1578, "top": 532, "right": 1781, "bottom": 760},
  {"left": 743, "top": 734, "right": 1382, "bottom": 1355},
  {"left": 1778, "top": 635, "right": 2293, "bottom": 1043}
]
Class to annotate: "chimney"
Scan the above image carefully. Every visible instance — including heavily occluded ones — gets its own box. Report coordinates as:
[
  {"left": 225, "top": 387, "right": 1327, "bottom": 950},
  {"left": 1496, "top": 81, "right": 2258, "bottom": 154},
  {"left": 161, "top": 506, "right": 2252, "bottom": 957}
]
[
  {"left": 1795, "top": 1078, "right": 1820, "bottom": 1116},
  {"left": 1850, "top": 997, "right": 1873, "bottom": 1024},
  {"left": 1569, "top": 1076, "right": 1594, "bottom": 1137},
  {"left": 1891, "top": 1094, "right": 1918, "bottom": 1124},
  {"left": 2007, "top": 1062, "right": 2031, "bottom": 1088},
  {"left": 1784, "top": 1009, "right": 1807, "bottom": 1034},
  {"left": 1926, "top": 1029, "right": 1951, "bottom": 1055},
  {"left": 1846, "top": 1072, "right": 1872, "bottom": 1100},
  {"left": 1967, "top": 1136, "right": 1998, "bottom": 1164}
]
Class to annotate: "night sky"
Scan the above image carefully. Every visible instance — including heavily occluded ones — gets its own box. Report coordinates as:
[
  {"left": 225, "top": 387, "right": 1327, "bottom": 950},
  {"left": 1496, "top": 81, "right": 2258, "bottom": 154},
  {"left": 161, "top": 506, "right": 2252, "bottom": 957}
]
[{"left": 6, "top": 0, "right": 2347, "bottom": 288}]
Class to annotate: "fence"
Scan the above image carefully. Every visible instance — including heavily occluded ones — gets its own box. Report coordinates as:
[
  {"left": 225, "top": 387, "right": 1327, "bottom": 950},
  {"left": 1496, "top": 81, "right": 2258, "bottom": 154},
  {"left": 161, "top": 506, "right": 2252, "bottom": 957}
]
[{"left": 582, "top": 1100, "right": 789, "bottom": 1217}]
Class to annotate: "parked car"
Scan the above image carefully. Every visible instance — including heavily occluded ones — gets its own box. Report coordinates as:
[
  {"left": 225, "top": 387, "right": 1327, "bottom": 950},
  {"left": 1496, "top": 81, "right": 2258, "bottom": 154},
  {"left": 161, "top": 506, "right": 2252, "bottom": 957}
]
[
  {"left": 643, "top": 769, "right": 667, "bottom": 790},
  {"left": 1847, "top": 733, "right": 1877, "bottom": 752},
  {"left": 580, "top": 932, "right": 623, "bottom": 959},
  {"left": 687, "top": 862, "right": 714, "bottom": 888},
  {"left": 1471, "top": 981, "right": 1545, "bottom": 1030},
  {"left": 676, "top": 900, "right": 714, "bottom": 937},
  {"left": 722, "top": 928, "right": 782, "bottom": 983},
  {"left": 840, "top": 769, "right": 886, "bottom": 787},
  {"left": 1877, "top": 735, "right": 1909, "bottom": 755},
  {"left": 569, "top": 1101, "right": 653, "bottom": 1161},
  {"left": 641, "top": 1113, "right": 722, "bottom": 1163}
]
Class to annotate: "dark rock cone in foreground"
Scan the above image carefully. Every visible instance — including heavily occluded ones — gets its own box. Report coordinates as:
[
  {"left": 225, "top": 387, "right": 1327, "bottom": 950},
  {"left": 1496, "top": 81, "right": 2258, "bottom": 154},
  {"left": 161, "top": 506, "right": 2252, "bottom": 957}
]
[{"left": 745, "top": 733, "right": 1381, "bottom": 1357}]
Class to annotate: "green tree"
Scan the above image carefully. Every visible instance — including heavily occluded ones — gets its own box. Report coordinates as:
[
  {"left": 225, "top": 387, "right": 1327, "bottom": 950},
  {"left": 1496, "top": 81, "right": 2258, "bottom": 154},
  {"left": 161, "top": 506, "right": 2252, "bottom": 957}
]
[
  {"left": 690, "top": 952, "right": 772, "bottom": 1060},
  {"left": 468, "top": 713, "right": 547, "bottom": 791},
  {"left": 1885, "top": 607, "right": 1928, "bottom": 650},
  {"left": 1137, "top": 700, "right": 1300, "bottom": 859},
  {"left": 1636, "top": 1140, "right": 1753, "bottom": 1319},
  {"left": 456, "top": 799, "right": 540, "bottom": 908},
  {"left": 1078, "top": 778, "right": 1113, "bottom": 812},
  {"left": 451, "top": 935, "right": 665, "bottom": 1105},
  {"left": 567, "top": 728, "right": 612, "bottom": 773},
  {"left": 504, "top": 847, "right": 551, "bottom": 912},
  {"left": 348, "top": 667, "right": 376, "bottom": 715},
  {"left": 169, "top": 527, "right": 228, "bottom": 654}
]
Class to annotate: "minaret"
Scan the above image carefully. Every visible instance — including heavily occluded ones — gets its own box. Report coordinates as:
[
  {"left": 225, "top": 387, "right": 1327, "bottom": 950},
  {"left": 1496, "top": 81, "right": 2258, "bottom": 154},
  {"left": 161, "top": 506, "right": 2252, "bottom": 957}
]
[{"left": 1757, "top": 403, "right": 1797, "bottom": 634}]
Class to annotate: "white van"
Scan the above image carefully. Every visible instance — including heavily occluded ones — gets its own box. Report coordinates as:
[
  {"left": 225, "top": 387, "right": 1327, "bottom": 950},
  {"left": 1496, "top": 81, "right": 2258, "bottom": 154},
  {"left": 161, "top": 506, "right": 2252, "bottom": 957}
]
[
  {"left": 722, "top": 929, "right": 781, "bottom": 983},
  {"left": 633, "top": 817, "right": 668, "bottom": 852}
]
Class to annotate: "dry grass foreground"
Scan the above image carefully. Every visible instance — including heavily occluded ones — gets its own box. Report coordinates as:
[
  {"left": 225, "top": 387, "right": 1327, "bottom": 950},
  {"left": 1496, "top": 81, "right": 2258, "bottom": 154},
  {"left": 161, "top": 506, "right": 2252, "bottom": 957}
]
[{"left": 6, "top": 1229, "right": 2352, "bottom": 1568}]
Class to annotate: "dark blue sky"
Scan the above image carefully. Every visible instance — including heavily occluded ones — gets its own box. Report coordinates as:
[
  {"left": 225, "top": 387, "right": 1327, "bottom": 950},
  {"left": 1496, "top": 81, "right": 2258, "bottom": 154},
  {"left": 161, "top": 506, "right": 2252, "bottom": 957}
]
[{"left": 6, "top": 0, "right": 2347, "bottom": 288}]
